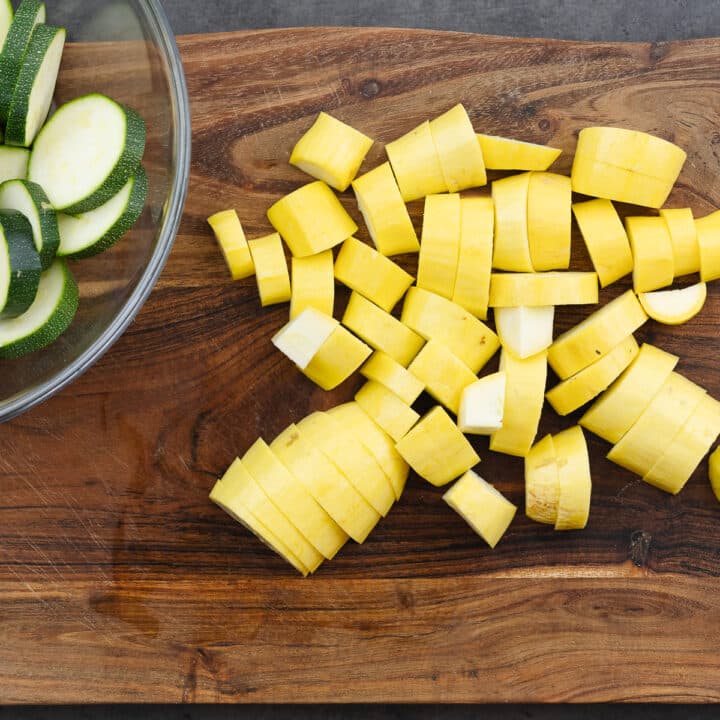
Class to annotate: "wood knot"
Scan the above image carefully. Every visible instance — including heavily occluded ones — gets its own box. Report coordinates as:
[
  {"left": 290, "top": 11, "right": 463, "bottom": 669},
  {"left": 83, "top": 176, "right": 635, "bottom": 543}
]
[
  {"left": 629, "top": 530, "right": 652, "bottom": 567},
  {"left": 361, "top": 79, "right": 381, "bottom": 99},
  {"left": 649, "top": 41, "right": 670, "bottom": 63},
  {"left": 538, "top": 119, "right": 551, "bottom": 132}
]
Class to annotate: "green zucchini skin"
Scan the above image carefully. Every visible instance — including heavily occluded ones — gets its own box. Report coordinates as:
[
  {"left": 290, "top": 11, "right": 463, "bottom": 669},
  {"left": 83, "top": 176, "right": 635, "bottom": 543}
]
[
  {"left": 0, "top": 209, "right": 41, "bottom": 319},
  {"left": 0, "top": 0, "right": 45, "bottom": 123},
  {"left": 0, "top": 259, "right": 78, "bottom": 359}
]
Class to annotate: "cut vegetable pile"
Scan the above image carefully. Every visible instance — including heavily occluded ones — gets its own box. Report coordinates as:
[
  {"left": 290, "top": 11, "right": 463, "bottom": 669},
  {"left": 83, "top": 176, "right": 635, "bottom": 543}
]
[
  {"left": 207, "top": 101, "right": 720, "bottom": 575},
  {"left": 0, "top": 1, "right": 147, "bottom": 358}
]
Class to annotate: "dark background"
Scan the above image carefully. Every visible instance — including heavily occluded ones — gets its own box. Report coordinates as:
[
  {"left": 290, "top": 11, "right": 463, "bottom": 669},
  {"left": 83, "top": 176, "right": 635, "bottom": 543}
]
[{"left": 7, "top": 0, "right": 720, "bottom": 716}]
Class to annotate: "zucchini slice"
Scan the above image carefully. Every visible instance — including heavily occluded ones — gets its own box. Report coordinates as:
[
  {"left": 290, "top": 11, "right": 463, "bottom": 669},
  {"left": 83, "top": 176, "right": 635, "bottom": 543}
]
[
  {"left": 0, "top": 0, "right": 46, "bottom": 124},
  {"left": 5, "top": 25, "right": 66, "bottom": 148},
  {"left": 0, "top": 146, "right": 30, "bottom": 183},
  {"left": 28, "top": 94, "right": 146, "bottom": 214},
  {"left": 0, "top": 210, "right": 41, "bottom": 319},
  {"left": 0, "top": 258, "right": 78, "bottom": 358},
  {"left": 0, "top": 0, "right": 12, "bottom": 51},
  {"left": 57, "top": 165, "right": 147, "bottom": 259},
  {"left": 0, "top": 179, "right": 60, "bottom": 270}
]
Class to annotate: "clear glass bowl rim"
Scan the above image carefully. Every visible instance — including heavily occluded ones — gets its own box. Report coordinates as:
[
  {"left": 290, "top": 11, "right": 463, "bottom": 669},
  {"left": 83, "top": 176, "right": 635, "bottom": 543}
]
[{"left": 0, "top": 0, "right": 191, "bottom": 424}]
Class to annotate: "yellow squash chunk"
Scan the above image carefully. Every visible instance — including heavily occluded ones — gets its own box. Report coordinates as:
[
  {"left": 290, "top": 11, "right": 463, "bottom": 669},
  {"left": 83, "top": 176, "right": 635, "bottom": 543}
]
[
  {"left": 643, "top": 394, "right": 720, "bottom": 495},
  {"left": 458, "top": 371, "right": 506, "bottom": 435},
  {"left": 607, "top": 372, "right": 706, "bottom": 478},
  {"left": 334, "top": 236, "right": 414, "bottom": 312},
  {"left": 546, "top": 335, "right": 640, "bottom": 416},
  {"left": 580, "top": 343, "right": 679, "bottom": 444},
  {"left": 417, "top": 193, "right": 461, "bottom": 299},
  {"left": 660, "top": 208, "right": 699, "bottom": 277},
  {"left": 494, "top": 305, "right": 554, "bottom": 360},
  {"left": 548, "top": 290, "right": 648, "bottom": 380},
  {"left": 401, "top": 286, "right": 500, "bottom": 373},
  {"left": 352, "top": 162, "right": 420, "bottom": 256},
  {"left": 489, "top": 348, "right": 548, "bottom": 458},
  {"left": 452, "top": 196, "right": 494, "bottom": 319},
  {"left": 342, "top": 291, "right": 424, "bottom": 366},
  {"left": 638, "top": 282, "right": 707, "bottom": 325},
  {"left": 297, "top": 412, "right": 395, "bottom": 517},
  {"left": 216, "top": 458, "right": 322, "bottom": 573},
  {"left": 709, "top": 448, "right": 720, "bottom": 503},
  {"left": 695, "top": 210, "right": 720, "bottom": 282},
  {"left": 553, "top": 426, "right": 592, "bottom": 531},
  {"left": 476, "top": 134, "right": 561, "bottom": 171},
  {"left": 527, "top": 172, "right": 572, "bottom": 271},
  {"left": 271, "top": 424, "right": 380, "bottom": 544},
  {"left": 385, "top": 120, "right": 447, "bottom": 202},
  {"left": 429, "top": 104, "right": 487, "bottom": 191},
  {"left": 290, "top": 250, "right": 334, "bottom": 319},
  {"left": 242, "top": 439, "right": 347, "bottom": 560},
  {"left": 210, "top": 461, "right": 311, "bottom": 575},
  {"left": 267, "top": 180, "right": 358, "bottom": 257},
  {"left": 290, "top": 112, "right": 373, "bottom": 192},
  {"left": 355, "top": 380, "right": 420, "bottom": 443},
  {"left": 625, "top": 216, "right": 675, "bottom": 293},
  {"left": 207, "top": 209, "right": 255, "bottom": 280},
  {"left": 572, "top": 199, "right": 633, "bottom": 287},
  {"left": 491, "top": 172, "right": 533, "bottom": 272},
  {"left": 489, "top": 272, "right": 598, "bottom": 308},
  {"left": 328, "top": 402, "right": 409, "bottom": 501},
  {"left": 361, "top": 351, "right": 425, "bottom": 405},
  {"left": 302, "top": 324, "right": 372, "bottom": 390},
  {"left": 395, "top": 406, "right": 480, "bottom": 487},
  {"left": 443, "top": 470, "right": 516, "bottom": 548},
  {"left": 248, "top": 232, "right": 291, "bottom": 306},
  {"left": 408, "top": 340, "right": 478, "bottom": 415},
  {"left": 524, "top": 434, "right": 560, "bottom": 526},
  {"left": 272, "top": 307, "right": 338, "bottom": 370}
]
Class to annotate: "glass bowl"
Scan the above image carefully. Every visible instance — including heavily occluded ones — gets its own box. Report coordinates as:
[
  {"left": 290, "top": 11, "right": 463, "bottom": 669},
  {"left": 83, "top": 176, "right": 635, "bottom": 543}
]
[{"left": 0, "top": 0, "right": 190, "bottom": 422}]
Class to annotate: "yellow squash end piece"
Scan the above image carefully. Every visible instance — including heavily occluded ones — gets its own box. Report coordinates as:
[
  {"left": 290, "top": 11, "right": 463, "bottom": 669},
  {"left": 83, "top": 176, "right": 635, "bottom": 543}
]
[
  {"left": 709, "top": 447, "right": 720, "bottom": 503},
  {"left": 477, "top": 134, "right": 561, "bottom": 171},
  {"left": 207, "top": 209, "right": 255, "bottom": 280},
  {"left": 525, "top": 434, "right": 560, "bottom": 526}
]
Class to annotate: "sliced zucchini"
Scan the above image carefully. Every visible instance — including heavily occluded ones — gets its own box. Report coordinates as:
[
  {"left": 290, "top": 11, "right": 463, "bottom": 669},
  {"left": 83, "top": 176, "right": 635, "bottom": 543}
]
[
  {"left": 57, "top": 165, "right": 147, "bottom": 258},
  {"left": 0, "top": 146, "right": 30, "bottom": 183},
  {"left": 0, "top": 210, "right": 41, "bottom": 319},
  {"left": 0, "top": 0, "right": 12, "bottom": 51},
  {"left": 28, "top": 94, "right": 146, "bottom": 214},
  {"left": 0, "top": 179, "right": 60, "bottom": 270},
  {"left": 0, "top": 0, "right": 46, "bottom": 124},
  {"left": 5, "top": 25, "right": 66, "bottom": 148},
  {"left": 0, "top": 258, "right": 78, "bottom": 358}
]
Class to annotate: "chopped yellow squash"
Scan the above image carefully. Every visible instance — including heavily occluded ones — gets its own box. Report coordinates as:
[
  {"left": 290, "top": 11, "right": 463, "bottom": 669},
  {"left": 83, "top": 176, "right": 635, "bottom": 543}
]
[
  {"left": 302, "top": 323, "right": 372, "bottom": 390},
  {"left": 267, "top": 180, "right": 357, "bottom": 257},
  {"left": 207, "top": 209, "right": 255, "bottom": 280},
  {"left": 476, "top": 134, "right": 561, "bottom": 171},
  {"left": 695, "top": 210, "right": 720, "bottom": 282},
  {"left": 553, "top": 426, "right": 592, "bottom": 531},
  {"left": 408, "top": 340, "right": 478, "bottom": 415},
  {"left": 385, "top": 120, "right": 447, "bottom": 202},
  {"left": 355, "top": 380, "right": 420, "bottom": 442},
  {"left": 334, "top": 236, "right": 414, "bottom": 312},
  {"left": 458, "top": 371, "right": 506, "bottom": 435},
  {"left": 547, "top": 290, "right": 648, "bottom": 380},
  {"left": 491, "top": 172, "right": 533, "bottom": 272},
  {"left": 272, "top": 307, "right": 338, "bottom": 370},
  {"left": 527, "top": 172, "right": 572, "bottom": 271},
  {"left": 429, "top": 104, "right": 487, "bottom": 191},
  {"left": 417, "top": 193, "right": 461, "bottom": 299},
  {"left": 489, "top": 272, "right": 598, "bottom": 308},
  {"left": 572, "top": 199, "right": 634, "bottom": 287},
  {"left": 660, "top": 208, "right": 699, "bottom": 277},
  {"left": 248, "top": 232, "right": 291, "bottom": 306},
  {"left": 289, "top": 250, "right": 334, "bottom": 319},
  {"left": 524, "top": 434, "right": 560, "bottom": 526},
  {"left": 361, "top": 351, "right": 425, "bottom": 405},
  {"left": 443, "top": 470, "right": 516, "bottom": 548},
  {"left": 395, "top": 406, "right": 480, "bottom": 487},
  {"left": 401, "top": 286, "right": 500, "bottom": 373},
  {"left": 290, "top": 112, "right": 373, "bottom": 191},
  {"left": 489, "top": 348, "right": 548, "bottom": 458},
  {"left": 546, "top": 335, "right": 640, "bottom": 416},
  {"left": 352, "top": 162, "right": 420, "bottom": 256},
  {"left": 342, "top": 291, "right": 425, "bottom": 366},
  {"left": 710, "top": 448, "right": 720, "bottom": 503},
  {"left": 625, "top": 216, "right": 675, "bottom": 293},
  {"left": 494, "top": 305, "right": 554, "bottom": 360},
  {"left": 452, "top": 196, "right": 494, "bottom": 320},
  {"left": 638, "top": 282, "right": 707, "bottom": 325}
]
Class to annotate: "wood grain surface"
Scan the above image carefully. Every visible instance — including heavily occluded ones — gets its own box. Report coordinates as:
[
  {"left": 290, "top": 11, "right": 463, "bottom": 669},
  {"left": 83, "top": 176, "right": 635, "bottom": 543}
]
[{"left": 2, "top": 27, "right": 720, "bottom": 703}]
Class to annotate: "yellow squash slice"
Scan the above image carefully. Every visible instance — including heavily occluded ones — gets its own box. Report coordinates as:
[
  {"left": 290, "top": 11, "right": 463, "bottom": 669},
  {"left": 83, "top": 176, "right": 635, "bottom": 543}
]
[
  {"left": 524, "top": 434, "right": 560, "bottom": 526},
  {"left": 248, "top": 232, "right": 291, "bottom": 307},
  {"left": 695, "top": 210, "right": 720, "bottom": 282},
  {"left": 355, "top": 380, "right": 420, "bottom": 443},
  {"left": 290, "top": 250, "right": 334, "bottom": 319},
  {"left": 638, "top": 282, "right": 707, "bottom": 325},
  {"left": 625, "top": 216, "right": 675, "bottom": 293},
  {"left": 553, "top": 426, "right": 592, "bottom": 531},
  {"left": 302, "top": 323, "right": 372, "bottom": 390},
  {"left": 491, "top": 172, "right": 533, "bottom": 272},
  {"left": 207, "top": 209, "right": 255, "bottom": 280},
  {"left": 417, "top": 193, "right": 461, "bottom": 299},
  {"left": 360, "top": 351, "right": 425, "bottom": 405},
  {"left": 489, "top": 272, "right": 598, "bottom": 308},
  {"left": 476, "top": 134, "right": 561, "bottom": 171},
  {"left": 709, "top": 448, "right": 720, "bottom": 503},
  {"left": 527, "top": 172, "right": 572, "bottom": 271},
  {"left": 660, "top": 208, "right": 699, "bottom": 277}
]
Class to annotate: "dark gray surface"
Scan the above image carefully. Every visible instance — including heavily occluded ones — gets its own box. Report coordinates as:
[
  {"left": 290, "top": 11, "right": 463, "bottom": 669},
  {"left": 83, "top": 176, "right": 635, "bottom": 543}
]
[{"left": 6, "top": 0, "right": 720, "bottom": 715}]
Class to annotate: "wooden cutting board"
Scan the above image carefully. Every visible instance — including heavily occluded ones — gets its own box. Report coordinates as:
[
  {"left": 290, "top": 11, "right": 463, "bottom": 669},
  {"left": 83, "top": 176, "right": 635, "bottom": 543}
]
[{"left": 2, "top": 27, "right": 720, "bottom": 704}]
